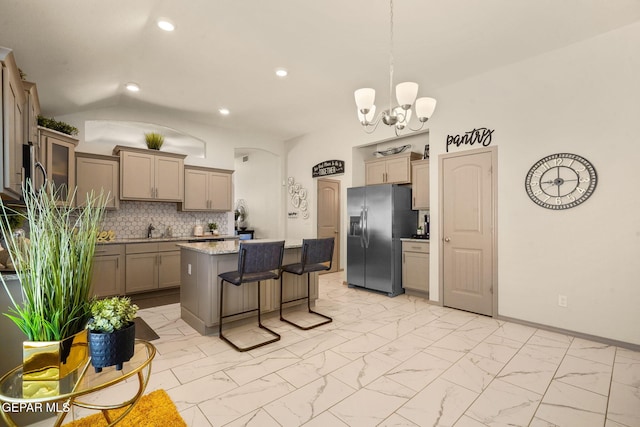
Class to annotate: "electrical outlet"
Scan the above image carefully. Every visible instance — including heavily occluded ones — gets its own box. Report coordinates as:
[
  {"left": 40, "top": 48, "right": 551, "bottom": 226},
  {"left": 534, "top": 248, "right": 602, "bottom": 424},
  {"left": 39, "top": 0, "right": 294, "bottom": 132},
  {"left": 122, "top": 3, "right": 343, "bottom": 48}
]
[{"left": 558, "top": 294, "right": 568, "bottom": 307}]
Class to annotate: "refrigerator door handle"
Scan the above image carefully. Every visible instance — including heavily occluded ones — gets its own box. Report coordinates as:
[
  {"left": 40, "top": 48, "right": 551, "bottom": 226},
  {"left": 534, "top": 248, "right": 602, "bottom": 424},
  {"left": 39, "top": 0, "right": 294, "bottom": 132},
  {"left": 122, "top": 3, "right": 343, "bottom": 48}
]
[
  {"left": 359, "top": 208, "right": 365, "bottom": 248},
  {"left": 363, "top": 207, "right": 370, "bottom": 248}
]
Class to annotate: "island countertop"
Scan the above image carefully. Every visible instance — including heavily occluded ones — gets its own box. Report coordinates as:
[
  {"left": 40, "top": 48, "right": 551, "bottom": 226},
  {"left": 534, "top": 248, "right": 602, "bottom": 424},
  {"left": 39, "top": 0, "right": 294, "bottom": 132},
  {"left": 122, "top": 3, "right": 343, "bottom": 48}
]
[{"left": 177, "top": 239, "right": 303, "bottom": 255}]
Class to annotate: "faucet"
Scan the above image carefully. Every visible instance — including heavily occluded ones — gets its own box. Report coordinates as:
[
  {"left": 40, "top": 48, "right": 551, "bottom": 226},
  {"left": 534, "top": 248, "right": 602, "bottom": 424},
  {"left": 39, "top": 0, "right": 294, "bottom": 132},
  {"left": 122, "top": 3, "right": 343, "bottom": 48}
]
[{"left": 147, "top": 223, "right": 155, "bottom": 238}]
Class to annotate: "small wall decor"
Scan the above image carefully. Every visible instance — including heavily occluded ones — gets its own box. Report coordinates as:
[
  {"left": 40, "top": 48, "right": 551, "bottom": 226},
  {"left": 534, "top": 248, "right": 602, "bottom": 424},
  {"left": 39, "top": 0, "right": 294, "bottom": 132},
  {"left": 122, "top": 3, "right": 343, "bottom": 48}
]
[
  {"left": 287, "top": 177, "right": 310, "bottom": 219},
  {"left": 312, "top": 160, "right": 345, "bottom": 178},
  {"left": 423, "top": 144, "right": 430, "bottom": 159},
  {"left": 446, "top": 127, "right": 494, "bottom": 152}
]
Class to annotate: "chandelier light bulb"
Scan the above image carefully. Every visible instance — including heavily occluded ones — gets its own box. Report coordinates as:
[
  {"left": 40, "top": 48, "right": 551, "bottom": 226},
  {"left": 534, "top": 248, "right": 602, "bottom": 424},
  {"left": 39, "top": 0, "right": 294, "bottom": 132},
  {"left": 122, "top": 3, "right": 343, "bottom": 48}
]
[
  {"left": 396, "top": 82, "right": 419, "bottom": 109},
  {"left": 415, "top": 97, "right": 437, "bottom": 121},
  {"left": 354, "top": 88, "right": 376, "bottom": 114}
]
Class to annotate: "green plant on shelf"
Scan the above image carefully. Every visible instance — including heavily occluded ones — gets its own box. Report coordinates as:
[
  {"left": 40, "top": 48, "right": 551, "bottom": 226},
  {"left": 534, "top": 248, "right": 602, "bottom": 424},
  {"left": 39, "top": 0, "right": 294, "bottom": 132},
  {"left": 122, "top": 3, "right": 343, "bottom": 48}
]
[
  {"left": 37, "top": 115, "right": 79, "bottom": 136},
  {"left": 144, "top": 132, "right": 164, "bottom": 150}
]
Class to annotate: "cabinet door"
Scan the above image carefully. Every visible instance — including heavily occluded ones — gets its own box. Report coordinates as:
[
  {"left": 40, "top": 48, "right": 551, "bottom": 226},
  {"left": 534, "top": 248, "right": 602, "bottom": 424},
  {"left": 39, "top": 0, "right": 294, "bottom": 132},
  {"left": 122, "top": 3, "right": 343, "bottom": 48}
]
[
  {"left": 155, "top": 156, "right": 183, "bottom": 201},
  {"left": 91, "top": 255, "right": 124, "bottom": 297},
  {"left": 402, "top": 251, "right": 429, "bottom": 293},
  {"left": 158, "top": 251, "right": 181, "bottom": 289},
  {"left": 385, "top": 156, "right": 411, "bottom": 184},
  {"left": 76, "top": 156, "right": 119, "bottom": 209},
  {"left": 120, "top": 151, "right": 154, "bottom": 200},
  {"left": 183, "top": 168, "right": 209, "bottom": 210},
  {"left": 208, "top": 171, "right": 232, "bottom": 211},
  {"left": 365, "top": 160, "right": 386, "bottom": 185},
  {"left": 45, "top": 136, "right": 76, "bottom": 204},
  {"left": 125, "top": 253, "right": 158, "bottom": 292},
  {"left": 5, "top": 73, "right": 24, "bottom": 195},
  {"left": 412, "top": 161, "right": 430, "bottom": 210}
]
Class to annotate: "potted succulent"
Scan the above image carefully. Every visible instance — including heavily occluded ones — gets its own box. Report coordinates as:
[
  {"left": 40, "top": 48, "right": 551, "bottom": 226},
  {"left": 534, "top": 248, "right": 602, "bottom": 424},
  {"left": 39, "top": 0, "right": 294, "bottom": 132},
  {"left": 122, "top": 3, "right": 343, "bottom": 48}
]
[
  {"left": 144, "top": 132, "right": 164, "bottom": 150},
  {"left": 87, "top": 296, "right": 139, "bottom": 373},
  {"left": 0, "top": 182, "right": 108, "bottom": 380}
]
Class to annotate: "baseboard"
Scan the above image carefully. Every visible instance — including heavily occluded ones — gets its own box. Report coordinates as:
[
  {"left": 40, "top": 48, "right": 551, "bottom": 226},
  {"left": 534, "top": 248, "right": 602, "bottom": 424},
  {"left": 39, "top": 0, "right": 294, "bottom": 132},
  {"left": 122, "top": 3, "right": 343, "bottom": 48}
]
[{"left": 497, "top": 314, "right": 640, "bottom": 352}]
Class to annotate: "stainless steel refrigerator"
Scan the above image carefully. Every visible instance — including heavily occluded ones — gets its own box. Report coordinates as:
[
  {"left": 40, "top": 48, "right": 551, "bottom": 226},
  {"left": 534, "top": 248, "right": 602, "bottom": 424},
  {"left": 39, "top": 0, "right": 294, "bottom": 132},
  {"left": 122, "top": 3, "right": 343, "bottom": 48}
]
[{"left": 347, "top": 184, "right": 417, "bottom": 296}]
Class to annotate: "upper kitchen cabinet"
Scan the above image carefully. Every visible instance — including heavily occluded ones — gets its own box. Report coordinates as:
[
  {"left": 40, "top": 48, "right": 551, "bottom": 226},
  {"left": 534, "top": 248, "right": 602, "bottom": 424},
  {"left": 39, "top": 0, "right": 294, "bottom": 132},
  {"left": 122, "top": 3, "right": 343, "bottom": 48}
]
[
  {"left": 0, "top": 47, "right": 27, "bottom": 200},
  {"left": 76, "top": 152, "right": 119, "bottom": 209},
  {"left": 113, "top": 145, "right": 185, "bottom": 202},
  {"left": 365, "top": 151, "right": 421, "bottom": 185},
  {"left": 411, "top": 159, "right": 430, "bottom": 210},
  {"left": 39, "top": 127, "right": 78, "bottom": 205},
  {"left": 180, "top": 166, "right": 233, "bottom": 212},
  {"left": 22, "top": 81, "right": 40, "bottom": 146}
]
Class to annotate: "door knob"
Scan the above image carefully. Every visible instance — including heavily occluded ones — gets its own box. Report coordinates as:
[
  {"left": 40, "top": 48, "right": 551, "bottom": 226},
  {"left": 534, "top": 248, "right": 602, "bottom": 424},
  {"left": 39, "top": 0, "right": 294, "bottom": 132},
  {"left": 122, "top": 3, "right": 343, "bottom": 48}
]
[{"left": 444, "top": 237, "right": 451, "bottom": 242}]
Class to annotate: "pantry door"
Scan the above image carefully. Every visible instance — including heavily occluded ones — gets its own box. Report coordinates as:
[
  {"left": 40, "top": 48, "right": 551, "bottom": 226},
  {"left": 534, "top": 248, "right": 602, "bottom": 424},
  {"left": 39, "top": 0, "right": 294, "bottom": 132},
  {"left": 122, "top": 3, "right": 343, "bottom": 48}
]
[
  {"left": 317, "top": 179, "right": 340, "bottom": 272},
  {"left": 440, "top": 147, "right": 497, "bottom": 316}
]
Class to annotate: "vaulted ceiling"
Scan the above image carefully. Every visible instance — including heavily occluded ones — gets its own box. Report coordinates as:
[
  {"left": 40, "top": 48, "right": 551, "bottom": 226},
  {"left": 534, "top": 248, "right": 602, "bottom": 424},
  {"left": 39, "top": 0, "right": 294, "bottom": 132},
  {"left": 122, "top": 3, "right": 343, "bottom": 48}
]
[{"left": 2, "top": 0, "right": 639, "bottom": 141}]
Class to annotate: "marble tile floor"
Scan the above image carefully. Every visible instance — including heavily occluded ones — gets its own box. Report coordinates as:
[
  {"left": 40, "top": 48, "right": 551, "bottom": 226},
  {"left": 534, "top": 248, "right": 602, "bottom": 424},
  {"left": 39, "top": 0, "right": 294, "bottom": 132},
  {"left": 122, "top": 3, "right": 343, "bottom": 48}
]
[{"left": 31, "top": 272, "right": 640, "bottom": 427}]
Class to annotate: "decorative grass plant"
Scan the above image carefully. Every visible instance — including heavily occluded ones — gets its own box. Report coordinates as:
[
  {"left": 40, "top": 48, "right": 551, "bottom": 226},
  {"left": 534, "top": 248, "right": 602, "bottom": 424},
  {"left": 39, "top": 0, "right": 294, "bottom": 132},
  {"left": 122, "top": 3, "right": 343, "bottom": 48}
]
[
  {"left": 0, "top": 182, "right": 108, "bottom": 341},
  {"left": 144, "top": 132, "right": 164, "bottom": 150}
]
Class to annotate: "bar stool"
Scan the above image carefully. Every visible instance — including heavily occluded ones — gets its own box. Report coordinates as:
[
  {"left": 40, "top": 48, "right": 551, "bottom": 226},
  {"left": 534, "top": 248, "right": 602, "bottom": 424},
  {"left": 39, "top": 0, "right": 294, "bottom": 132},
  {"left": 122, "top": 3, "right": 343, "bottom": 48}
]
[
  {"left": 279, "top": 237, "right": 334, "bottom": 330},
  {"left": 218, "top": 240, "right": 285, "bottom": 351}
]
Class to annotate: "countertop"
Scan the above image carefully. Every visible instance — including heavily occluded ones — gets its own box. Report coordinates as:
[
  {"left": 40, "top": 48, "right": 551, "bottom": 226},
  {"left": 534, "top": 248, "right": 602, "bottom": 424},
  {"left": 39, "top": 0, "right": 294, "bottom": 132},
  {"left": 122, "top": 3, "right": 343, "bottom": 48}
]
[
  {"left": 97, "top": 234, "right": 239, "bottom": 245},
  {"left": 177, "top": 239, "right": 303, "bottom": 255},
  {"left": 400, "top": 238, "right": 430, "bottom": 243}
]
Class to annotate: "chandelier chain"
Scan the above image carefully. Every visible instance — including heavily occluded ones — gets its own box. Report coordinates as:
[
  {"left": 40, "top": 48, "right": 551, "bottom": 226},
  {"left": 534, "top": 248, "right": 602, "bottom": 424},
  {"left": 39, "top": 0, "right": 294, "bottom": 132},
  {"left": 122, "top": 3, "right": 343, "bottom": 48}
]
[{"left": 389, "top": 0, "right": 395, "bottom": 116}]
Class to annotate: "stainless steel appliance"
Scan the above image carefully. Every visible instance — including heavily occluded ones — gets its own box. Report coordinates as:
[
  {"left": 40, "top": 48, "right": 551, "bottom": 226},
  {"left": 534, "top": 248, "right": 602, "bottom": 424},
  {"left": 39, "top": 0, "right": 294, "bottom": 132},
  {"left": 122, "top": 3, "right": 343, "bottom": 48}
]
[
  {"left": 22, "top": 143, "right": 47, "bottom": 190},
  {"left": 347, "top": 184, "right": 417, "bottom": 296}
]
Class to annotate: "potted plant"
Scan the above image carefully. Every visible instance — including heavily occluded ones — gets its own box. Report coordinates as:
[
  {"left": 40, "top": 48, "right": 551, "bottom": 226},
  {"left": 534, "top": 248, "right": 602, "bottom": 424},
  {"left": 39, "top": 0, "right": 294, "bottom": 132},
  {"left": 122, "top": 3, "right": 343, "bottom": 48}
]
[
  {"left": 144, "top": 132, "right": 164, "bottom": 150},
  {"left": 208, "top": 222, "right": 219, "bottom": 235},
  {"left": 0, "top": 182, "right": 108, "bottom": 380},
  {"left": 87, "top": 296, "right": 139, "bottom": 373}
]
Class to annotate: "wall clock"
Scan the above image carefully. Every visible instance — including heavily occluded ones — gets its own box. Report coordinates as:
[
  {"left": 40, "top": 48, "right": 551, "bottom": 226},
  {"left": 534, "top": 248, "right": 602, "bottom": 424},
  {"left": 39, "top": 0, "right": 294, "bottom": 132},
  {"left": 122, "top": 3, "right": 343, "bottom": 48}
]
[{"left": 525, "top": 153, "right": 597, "bottom": 210}]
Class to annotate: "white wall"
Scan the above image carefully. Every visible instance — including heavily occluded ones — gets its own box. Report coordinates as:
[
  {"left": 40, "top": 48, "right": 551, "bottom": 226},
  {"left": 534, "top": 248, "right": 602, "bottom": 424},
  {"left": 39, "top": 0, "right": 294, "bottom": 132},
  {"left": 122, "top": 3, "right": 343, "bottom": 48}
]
[
  {"left": 57, "top": 101, "right": 286, "bottom": 170},
  {"left": 234, "top": 149, "right": 284, "bottom": 239},
  {"left": 429, "top": 21, "right": 640, "bottom": 345},
  {"left": 286, "top": 22, "right": 640, "bottom": 345}
]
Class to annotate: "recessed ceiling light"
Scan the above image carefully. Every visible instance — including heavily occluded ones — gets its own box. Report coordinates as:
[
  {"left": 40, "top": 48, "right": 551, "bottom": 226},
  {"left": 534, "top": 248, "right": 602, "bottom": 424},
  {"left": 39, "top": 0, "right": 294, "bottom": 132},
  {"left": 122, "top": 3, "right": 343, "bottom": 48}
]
[
  {"left": 275, "top": 68, "right": 288, "bottom": 78},
  {"left": 157, "top": 19, "right": 175, "bottom": 32},
  {"left": 219, "top": 108, "right": 230, "bottom": 116},
  {"left": 125, "top": 82, "right": 140, "bottom": 92}
]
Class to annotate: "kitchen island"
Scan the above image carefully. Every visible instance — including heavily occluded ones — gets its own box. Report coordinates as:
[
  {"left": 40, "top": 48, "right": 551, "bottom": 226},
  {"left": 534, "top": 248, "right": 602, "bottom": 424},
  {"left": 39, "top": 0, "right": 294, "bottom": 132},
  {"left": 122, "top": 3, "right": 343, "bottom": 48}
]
[{"left": 178, "top": 239, "right": 319, "bottom": 335}]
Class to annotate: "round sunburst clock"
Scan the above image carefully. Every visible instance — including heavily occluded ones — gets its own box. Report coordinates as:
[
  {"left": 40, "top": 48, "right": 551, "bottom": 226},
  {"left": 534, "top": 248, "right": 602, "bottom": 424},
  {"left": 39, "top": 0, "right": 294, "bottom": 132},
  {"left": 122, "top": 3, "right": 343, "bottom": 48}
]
[{"left": 525, "top": 153, "right": 597, "bottom": 210}]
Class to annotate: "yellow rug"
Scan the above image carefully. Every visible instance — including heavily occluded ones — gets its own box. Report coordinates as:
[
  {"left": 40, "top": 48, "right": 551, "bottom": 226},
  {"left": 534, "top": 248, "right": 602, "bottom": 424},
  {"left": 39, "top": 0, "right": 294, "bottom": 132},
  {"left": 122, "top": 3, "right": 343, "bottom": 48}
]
[{"left": 63, "top": 389, "right": 186, "bottom": 427}]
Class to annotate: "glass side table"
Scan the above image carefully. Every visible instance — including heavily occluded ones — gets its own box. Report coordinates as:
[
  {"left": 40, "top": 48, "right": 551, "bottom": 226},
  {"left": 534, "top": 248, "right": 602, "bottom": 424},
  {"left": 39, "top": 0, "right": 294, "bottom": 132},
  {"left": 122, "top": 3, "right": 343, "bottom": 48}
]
[{"left": 0, "top": 339, "right": 156, "bottom": 427}]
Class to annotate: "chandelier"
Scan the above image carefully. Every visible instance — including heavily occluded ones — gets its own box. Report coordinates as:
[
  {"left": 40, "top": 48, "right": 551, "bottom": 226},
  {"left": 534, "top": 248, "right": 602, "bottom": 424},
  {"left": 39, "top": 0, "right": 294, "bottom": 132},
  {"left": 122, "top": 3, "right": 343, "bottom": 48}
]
[{"left": 354, "top": 0, "right": 436, "bottom": 135}]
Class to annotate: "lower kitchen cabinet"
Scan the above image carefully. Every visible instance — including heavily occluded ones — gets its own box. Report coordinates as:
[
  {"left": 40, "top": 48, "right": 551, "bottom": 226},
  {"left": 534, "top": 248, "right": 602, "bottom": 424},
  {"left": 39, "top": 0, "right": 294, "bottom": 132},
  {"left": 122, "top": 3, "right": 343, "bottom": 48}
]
[
  {"left": 402, "top": 240, "right": 429, "bottom": 295},
  {"left": 125, "top": 241, "right": 183, "bottom": 293},
  {"left": 92, "top": 244, "right": 125, "bottom": 297}
]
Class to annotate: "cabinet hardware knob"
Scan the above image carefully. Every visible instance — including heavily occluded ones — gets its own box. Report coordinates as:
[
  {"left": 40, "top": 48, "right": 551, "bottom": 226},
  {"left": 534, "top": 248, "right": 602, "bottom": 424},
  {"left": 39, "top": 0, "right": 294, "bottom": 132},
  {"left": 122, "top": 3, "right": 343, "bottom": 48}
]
[{"left": 444, "top": 237, "right": 451, "bottom": 242}]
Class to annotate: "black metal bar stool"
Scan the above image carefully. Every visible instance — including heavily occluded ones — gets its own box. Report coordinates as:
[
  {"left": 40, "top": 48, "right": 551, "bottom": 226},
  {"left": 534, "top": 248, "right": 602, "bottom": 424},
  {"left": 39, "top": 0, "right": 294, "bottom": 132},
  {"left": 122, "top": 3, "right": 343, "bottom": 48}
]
[
  {"left": 279, "top": 237, "right": 334, "bottom": 330},
  {"left": 218, "top": 240, "right": 285, "bottom": 351}
]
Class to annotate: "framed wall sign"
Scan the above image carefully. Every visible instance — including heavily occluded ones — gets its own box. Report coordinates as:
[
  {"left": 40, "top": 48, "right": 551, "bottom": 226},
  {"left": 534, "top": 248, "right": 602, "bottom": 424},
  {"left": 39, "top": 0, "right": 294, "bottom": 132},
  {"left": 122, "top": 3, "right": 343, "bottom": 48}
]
[{"left": 312, "top": 160, "right": 345, "bottom": 178}]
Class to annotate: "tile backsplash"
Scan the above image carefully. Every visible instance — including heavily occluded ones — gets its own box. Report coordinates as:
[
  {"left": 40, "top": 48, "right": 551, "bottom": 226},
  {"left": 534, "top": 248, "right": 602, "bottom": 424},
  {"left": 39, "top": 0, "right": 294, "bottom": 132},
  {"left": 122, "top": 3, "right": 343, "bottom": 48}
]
[{"left": 101, "top": 201, "right": 230, "bottom": 239}]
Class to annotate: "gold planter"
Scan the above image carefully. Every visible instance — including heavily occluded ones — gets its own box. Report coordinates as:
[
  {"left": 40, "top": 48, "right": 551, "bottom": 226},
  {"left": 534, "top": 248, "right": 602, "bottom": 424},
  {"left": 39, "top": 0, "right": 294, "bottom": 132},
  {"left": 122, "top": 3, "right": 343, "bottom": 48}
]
[{"left": 23, "top": 329, "right": 89, "bottom": 381}]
